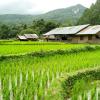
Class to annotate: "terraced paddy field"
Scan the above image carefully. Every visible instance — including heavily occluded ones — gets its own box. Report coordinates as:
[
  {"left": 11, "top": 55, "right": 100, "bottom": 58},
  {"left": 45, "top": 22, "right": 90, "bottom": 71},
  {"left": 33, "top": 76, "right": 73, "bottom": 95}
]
[
  {"left": 70, "top": 80, "right": 100, "bottom": 100},
  {"left": 63, "top": 68, "right": 100, "bottom": 100},
  {"left": 0, "top": 41, "right": 86, "bottom": 56},
  {"left": 0, "top": 41, "right": 100, "bottom": 100}
]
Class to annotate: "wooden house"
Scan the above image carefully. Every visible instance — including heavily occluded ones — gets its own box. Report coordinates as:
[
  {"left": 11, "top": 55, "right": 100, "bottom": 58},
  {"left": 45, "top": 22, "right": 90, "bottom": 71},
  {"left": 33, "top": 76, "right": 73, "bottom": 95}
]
[
  {"left": 43, "top": 24, "right": 89, "bottom": 42},
  {"left": 43, "top": 25, "right": 100, "bottom": 43},
  {"left": 17, "top": 35, "right": 28, "bottom": 41},
  {"left": 76, "top": 25, "right": 100, "bottom": 43},
  {"left": 24, "top": 34, "right": 39, "bottom": 41},
  {"left": 18, "top": 34, "right": 39, "bottom": 41}
]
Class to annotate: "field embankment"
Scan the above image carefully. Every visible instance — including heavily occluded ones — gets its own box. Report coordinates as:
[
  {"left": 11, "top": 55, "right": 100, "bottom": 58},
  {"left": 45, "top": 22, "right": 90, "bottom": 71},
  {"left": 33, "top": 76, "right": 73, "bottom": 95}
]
[
  {"left": 62, "top": 67, "right": 100, "bottom": 100},
  {"left": 0, "top": 41, "right": 100, "bottom": 100},
  {"left": 0, "top": 41, "right": 86, "bottom": 56}
]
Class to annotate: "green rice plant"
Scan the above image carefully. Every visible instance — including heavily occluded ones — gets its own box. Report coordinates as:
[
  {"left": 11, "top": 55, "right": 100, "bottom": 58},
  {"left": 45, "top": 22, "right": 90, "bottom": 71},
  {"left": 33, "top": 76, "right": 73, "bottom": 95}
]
[
  {"left": 70, "top": 81, "right": 100, "bottom": 100},
  {"left": 62, "top": 67, "right": 100, "bottom": 100},
  {"left": 0, "top": 42, "right": 100, "bottom": 99},
  {"left": 0, "top": 41, "right": 88, "bottom": 56}
]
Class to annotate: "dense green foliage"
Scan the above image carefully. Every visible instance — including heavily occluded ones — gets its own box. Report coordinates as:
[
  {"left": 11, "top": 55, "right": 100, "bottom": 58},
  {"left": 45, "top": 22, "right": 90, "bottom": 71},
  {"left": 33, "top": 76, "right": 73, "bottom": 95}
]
[
  {"left": 30, "top": 19, "right": 60, "bottom": 35},
  {"left": 0, "top": 19, "right": 60, "bottom": 39},
  {"left": 0, "top": 24, "right": 21, "bottom": 39},
  {"left": 78, "top": 0, "right": 100, "bottom": 25},
  {"left": 0, "top": 4, "right": 86, "bottom": 25}
]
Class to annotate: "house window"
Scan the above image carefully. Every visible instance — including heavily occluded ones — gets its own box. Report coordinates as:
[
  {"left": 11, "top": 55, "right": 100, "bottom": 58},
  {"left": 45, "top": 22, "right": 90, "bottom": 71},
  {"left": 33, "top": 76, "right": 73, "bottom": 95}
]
[
  {"left": 88, "top": 35, "right": 92, "bottom": 40},
  {"left": 80, "top": 36, "right": 84, "bottom": 40}
]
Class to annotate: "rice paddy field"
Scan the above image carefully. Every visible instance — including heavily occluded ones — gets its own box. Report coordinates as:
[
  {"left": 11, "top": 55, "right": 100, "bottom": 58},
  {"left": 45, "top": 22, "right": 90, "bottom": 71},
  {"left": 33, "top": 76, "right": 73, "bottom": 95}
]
[
  {"left": 71, "top": 80, "right": 100, "bottom": 100},
  {"left": 0, "top": 41, "right": 86, "bottom": 56},
  {"left": 0, "top": 40, "right": 100, "bottom": 100}
]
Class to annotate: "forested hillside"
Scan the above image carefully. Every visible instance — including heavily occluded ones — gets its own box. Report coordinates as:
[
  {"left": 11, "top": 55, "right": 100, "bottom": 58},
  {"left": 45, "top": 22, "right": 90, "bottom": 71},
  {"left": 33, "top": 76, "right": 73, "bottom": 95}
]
[
  {"left": 0, "top": 19, "right": 60, "bottom": 39},
  {"left": 78, "top": 0, "right": 100, "bottom": 25},
  {"left": 34, "top": 4, "right": 86, "bottom": 25},
  {"left": 0, "top": 4, "right": 87, "bottom": 39},
  {"left": 0, "top": 4, "right": 86, "bottom": 25}
]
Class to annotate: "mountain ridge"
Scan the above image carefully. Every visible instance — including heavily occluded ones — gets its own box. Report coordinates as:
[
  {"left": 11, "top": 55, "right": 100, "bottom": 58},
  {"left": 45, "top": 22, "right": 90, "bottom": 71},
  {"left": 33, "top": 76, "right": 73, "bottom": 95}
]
[{"left": 0, "top": 4, "right": 86, "bottom": 25}]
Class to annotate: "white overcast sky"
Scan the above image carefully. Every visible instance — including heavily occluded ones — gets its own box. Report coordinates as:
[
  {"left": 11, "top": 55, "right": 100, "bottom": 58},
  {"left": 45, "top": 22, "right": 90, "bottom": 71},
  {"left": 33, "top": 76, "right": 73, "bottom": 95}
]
[{"left": 0, "top": 0, "right": 96, "bottom": 14}]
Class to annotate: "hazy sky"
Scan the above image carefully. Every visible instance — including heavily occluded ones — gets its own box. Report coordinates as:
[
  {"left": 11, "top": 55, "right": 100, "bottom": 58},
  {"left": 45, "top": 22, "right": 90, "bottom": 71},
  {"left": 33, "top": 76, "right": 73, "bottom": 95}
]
[{"left": 0, "top": 0, "right": 96, "bottom": 14}]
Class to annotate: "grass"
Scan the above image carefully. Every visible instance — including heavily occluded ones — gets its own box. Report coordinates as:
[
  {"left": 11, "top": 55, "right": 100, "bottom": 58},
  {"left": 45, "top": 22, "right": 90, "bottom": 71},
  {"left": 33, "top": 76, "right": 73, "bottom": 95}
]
[
  {"left": 0, "top": 41, "right": 86, "bottom": 56},
  {"left": 62, "top": 67, "right": 100, "bottom": 100},
  {"left": 71, "top": 80, "right": 100, "bottom": 100},
  {"left": 0, "top": 44, "right": 100, "bottom": 99},
  {"left": 0, "top": 40, "right": 100, "bottom": 100}
]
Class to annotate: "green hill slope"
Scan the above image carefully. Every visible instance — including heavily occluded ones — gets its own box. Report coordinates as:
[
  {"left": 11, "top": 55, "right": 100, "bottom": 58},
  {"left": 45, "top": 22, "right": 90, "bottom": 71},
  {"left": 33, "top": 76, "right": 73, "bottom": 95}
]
[{"left": 0, "top": 4, "right": 86, "bottom": 25}]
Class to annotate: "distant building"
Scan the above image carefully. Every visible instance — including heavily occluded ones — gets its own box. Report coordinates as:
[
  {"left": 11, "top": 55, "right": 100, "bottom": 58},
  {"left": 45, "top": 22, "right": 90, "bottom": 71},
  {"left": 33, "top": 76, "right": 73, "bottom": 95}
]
[
  {"left": 43, "top": 25, "right": 100, "bottom": 43},
  {"left": 43, "top": 24, "right": 89, "bottom": 42},
  {"left": 24, "top": 34, "right": 39, "bottom": 41},
  {"left": 18, "top": 34, "right": 39, "bottom": 41},
  {"left": 17, "top": 35, "right": 27, "bottom": 41},
  {"left": 76, "top": 25, "right": 100, "bottom": 43}
]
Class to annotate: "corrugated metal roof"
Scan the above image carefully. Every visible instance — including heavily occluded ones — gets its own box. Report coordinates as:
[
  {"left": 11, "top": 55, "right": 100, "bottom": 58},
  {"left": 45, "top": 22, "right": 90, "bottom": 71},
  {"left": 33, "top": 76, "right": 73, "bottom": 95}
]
[
  {"left": 77, "top": 25, "right": 100, "bottom": 35},
  {"left": 24, "top": 34, "right": 39, "bottom": 39},
  {"left": 18, "top": 36, "right": 27, "bottom": 40},
  {"left": 44, "top": 24, "right": 89, "bottom": 35}
]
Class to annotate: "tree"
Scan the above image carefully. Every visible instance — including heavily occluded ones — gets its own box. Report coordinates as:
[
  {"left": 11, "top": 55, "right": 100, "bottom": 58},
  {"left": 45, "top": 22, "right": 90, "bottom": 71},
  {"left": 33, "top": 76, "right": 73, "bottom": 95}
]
[
  {"left": 19, "top": 28, "right": 36, "bottom": 35},
  {"left": 22, "top": 24, "right": 27, "bottom": 29},
  {"left": 0, "top": 25, "right": 10, "bottom": 39},
  {"left": 77, "top": 0, "right": 100, "bottom": 25},
  {"left": 42, "top": 21, "right": 60, "bottom": 33},
  {"left": 0, "top": 19, "right": 61, "bottom": 39},
  {"left": 31, "top": 19, "right": 60, "bottom": 35}
]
